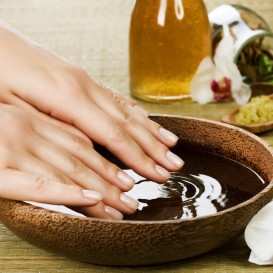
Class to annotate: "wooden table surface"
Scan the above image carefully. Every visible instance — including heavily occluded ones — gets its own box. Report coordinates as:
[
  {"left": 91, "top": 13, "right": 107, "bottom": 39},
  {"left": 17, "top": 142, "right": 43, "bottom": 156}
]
[{"left": 0, "top": 0, "right": 273, "bottom": 272}]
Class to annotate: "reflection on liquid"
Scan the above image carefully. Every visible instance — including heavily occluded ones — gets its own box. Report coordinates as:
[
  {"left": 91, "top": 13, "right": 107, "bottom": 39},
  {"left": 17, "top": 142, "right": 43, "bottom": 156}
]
[
  {"left": 123, "top": 146, "right": 265, "bottom": 221},
  {"left": 125, "top": 171, "right": 228, "bottom": 220},
  {"left": 93, "top": 142, "right": 265, "bottom": 221}
]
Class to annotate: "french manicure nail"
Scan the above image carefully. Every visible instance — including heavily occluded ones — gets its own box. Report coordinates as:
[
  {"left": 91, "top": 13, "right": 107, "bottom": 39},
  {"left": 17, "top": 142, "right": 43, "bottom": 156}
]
[
  {"left": 120, "top": 193, "right": 139, "bottom": 210},
  {"left": 105, "top": 206, "right": 123, "bottom": 220},
  {"left": 117, "top": 171, "right": 135, "bottom": 188},
  {"left": 166, "top": 151, "right": 184, "bottom": 168},
  {"left": 82, "top": 190, "right": 102, "bottom": 201},
  {"left": 159, "top": 127, "right": 179, "bottom": 144},
  {"left": 155, "top": 164, "right": 170, "bottom": 179}
]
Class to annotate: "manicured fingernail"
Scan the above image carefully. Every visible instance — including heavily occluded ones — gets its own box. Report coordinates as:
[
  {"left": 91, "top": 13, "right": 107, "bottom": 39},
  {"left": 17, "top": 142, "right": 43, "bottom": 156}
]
[
  {"left": 159, "top": 127, "right": 179, "bottom": 144},
  {"left": 82, "top": 190, "right": 102, "bottom": 201},
  {"left": 120, "top": 193, "right": 139, "bottom": 210},
  {"left": 155, "top": 164, "right": 170, "bottom": 179},
  {"left": 166, "top": 151, "right": 184, "bottom": 168},
  {"left": 133, "top": 105, "right": 149, "bottom": 116},
  {"left": 105, "top": 206, "right": 123, "bottom": 220},
  {"left": 117, "top": 171, "right": 135, "bottom": 188}
]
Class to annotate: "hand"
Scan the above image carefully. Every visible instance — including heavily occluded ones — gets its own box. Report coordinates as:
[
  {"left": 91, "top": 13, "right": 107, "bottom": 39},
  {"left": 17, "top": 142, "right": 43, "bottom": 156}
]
[
  {"left": 0, "top": 22, "right": 184, "bottom": 183},
  {"left": 0, "top": 103, "right": 140, "bottom": 220}
]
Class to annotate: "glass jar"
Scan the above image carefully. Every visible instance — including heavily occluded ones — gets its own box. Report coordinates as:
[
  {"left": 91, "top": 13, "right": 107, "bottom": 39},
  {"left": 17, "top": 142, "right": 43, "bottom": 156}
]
[
  {"left": 129, "top": 0, "right": 212, "bottom": 103},
  {"left": 209, "top": 4, "right": 273, "bottom": 85}
]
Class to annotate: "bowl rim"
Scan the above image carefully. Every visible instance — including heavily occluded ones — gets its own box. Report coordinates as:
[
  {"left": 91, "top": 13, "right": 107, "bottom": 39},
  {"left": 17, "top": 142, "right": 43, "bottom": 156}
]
[{"left": 10, "top": 115, "right": 273, "bottom": 225}]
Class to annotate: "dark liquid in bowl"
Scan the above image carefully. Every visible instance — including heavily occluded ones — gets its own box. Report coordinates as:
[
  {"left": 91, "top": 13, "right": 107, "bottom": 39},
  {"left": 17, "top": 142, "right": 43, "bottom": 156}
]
[{"left": 123, "top": 149, "right": 265, "bottom": 221}]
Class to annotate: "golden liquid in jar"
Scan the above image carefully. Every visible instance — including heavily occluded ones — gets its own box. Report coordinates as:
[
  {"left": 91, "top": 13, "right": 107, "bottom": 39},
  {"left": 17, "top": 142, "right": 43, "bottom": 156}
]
[{"left": 129, "top": 0, "right": 212, "bottom": 103}]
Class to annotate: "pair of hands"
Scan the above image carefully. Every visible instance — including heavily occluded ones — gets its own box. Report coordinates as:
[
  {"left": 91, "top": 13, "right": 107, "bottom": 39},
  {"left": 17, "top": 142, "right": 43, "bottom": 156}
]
[{"left": 0, "top": 22, "right": 184, "bottom": 219}]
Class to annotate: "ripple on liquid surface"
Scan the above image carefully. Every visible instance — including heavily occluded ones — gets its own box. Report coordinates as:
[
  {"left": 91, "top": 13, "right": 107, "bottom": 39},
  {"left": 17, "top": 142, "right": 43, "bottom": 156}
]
[{"left": 124, "top": 150, "right": 265, "bottom": 221}]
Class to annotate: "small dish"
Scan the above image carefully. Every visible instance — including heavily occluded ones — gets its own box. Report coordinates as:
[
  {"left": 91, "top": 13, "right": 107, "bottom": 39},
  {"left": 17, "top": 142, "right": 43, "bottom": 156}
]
[
  {"left": 222, "top": 109, "right": 273, "bottom": 134},
  {"left": 222, "top": 94, "right": 273, "bottom": 134}
]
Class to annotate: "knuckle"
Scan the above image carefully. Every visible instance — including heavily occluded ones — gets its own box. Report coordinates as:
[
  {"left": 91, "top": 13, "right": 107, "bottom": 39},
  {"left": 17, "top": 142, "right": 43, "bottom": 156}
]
[
  {"left": 105, "top": 184, "right": 121, "bottom": 201},
  {"left": 108, "top": 124, "right": 129, "bottom": 144},
  {"left": 10, "top": 119, "right": 27, "bottom": 134},
  {"left": 72, "top": 130, "right": 93, "bottom": 147},
  {"left": 134, "top": 150, "right": 154, "bottom": 170},
  {"left": 111, "top": 93, "right": 124, "bottom": 105},
  {"left": 62, "top": 81, "right": 83, "bottom": 100},
  {"left": 70, "top": 133, "right": 87, "bottom": 151},
  {"left": 33, "top": 176, "right": 51, "bottom": 194},
  {"left": 119, "top": 109, "right": 133, "bottom": 125},
  {"left": 68, "top": 64, "right": 89, "bottom": 79},
  {"left": 140, "top": 152, "right": 152, "bottom": 166},
  {"left": 85, "top": 138, "right": 94, "bottom": 148},
  {"left": 67, "top": 156, "right": 85, "bottom": 177},
  {"left": 0, "top": 109, "right": 32, "bottom": 148},
  {"left": 6, "top": 112, "right": 28, "bottom": 133},
  {"left": 111, "top": 93, "right": 133, "bottom": 125},
  {"left": 51, "top": 170, "right": 71, "bottom": 184},
  {"left": 0, "top": 147, "right": 11, "bottom": 169},
  {"left": 99, "top": 159, "right": 117, "bottom": 177}
]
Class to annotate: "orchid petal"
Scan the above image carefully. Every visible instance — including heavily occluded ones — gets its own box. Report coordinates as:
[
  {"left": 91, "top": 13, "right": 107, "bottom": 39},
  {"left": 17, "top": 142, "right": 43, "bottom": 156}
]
[
  {"left": 214, "top": 24, "right": 251, "bottom": 104},
  {"left": 232, "top": 83, "right": 251, "bottom": 105},
  {"left": 190, "top": 57, "right": 215, "bottom": 104},
  {"left": 216, "top": 55, "right": 242, "bottom": 90},
  {"left": 190, "top": 24, "right": 251, "bottom": 105},
  {"left": 214, "top": 24, "right": 235, "bottom": 64},
  {"left": 214, "top": 25, "right": 237, "bottom": 78}
]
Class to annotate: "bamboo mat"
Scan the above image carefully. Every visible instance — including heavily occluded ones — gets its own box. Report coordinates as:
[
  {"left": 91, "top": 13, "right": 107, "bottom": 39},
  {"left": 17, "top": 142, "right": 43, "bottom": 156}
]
[{"left": 0, "top": 0, "right": 273, "bottom": 272}]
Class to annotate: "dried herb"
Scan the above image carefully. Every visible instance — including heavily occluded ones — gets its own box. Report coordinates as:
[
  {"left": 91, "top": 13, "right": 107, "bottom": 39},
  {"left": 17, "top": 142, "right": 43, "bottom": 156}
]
[
  {"left": 235, "top": 95, "right": 273, "bottom": 125},
  {"left": 237, "top": 38, "right": 273, "bottom": 84}
]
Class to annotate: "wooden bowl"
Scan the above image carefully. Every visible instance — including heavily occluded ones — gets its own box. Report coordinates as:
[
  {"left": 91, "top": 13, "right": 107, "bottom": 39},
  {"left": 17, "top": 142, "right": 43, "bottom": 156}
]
[{"left": 0, "top": 115, "right": 273, "bottom": 266}]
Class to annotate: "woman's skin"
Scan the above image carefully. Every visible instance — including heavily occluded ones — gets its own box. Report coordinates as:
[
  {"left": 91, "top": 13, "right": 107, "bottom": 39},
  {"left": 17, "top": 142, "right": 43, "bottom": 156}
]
[{"left": 0, "top": 22, "right": 184, "bottom": 220}]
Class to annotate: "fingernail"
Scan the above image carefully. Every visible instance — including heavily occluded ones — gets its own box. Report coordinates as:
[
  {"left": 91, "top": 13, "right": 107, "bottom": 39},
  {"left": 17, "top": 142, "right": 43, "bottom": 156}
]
[
  {"left": 133, "top": 105, "right": 149, "bottom": 116},
  {"left": 120, "top": 193, "right": 139, "bottom": 210},
  {"left": 155, "top": 164, "right": 170, "bottom": 179},
  {"left": 166, "top": 151, "right": 184, "bottom": 168},
  {"left": 105, "top": 206, "right": 123, "bottom": 220},
  {"left": 117, "top": 171, "right": 135, "bottom": 188},
  {"left": 159, "top": 127, "right": 179, "bottom": 144},
  {"left": 82, "top": 190, "right": 102, "bottom": 201}
]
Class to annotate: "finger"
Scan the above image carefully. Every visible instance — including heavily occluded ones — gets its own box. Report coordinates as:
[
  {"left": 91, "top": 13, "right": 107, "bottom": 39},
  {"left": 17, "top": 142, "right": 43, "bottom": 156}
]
[
  {"left": 13, "top": 150, "right": 138, "bottom": 214},
  {"left": 26, "top": 137, "right": 139, "bottom": 214},
  {"left": 111, "top": 90, "right": 137, "bottom": 107},
  {"left": 32, "top": 120, "right": 135, "bottom": 191},
  {"left": 129, "top": 107, "right": 179, "bottom": 147},
  {"left": 3, "top": 93, "right": 91, "bottom": 144},
  {"left": 58, "top": 98, "right": 171, "bottom": 182},
  {"left": 0, "top": 168, "right": 123, "bottom": 220},
  {"left": 89, "top": 86, "right": 178, "bottom": 147},
  {"left": 86, "top": 88, "right": 184, "bottom": 173},
  {"left": 94, "top": 80, "right": 137, "bottom": 107},
  {"left": 0, "top": 169, "right": 102, "bottom": 206},
  {"left": 71, "top": 204, "right": 123, "bottom": 220}
]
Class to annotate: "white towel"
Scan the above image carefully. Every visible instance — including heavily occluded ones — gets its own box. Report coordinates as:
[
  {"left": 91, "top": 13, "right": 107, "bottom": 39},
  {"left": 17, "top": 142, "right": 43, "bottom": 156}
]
[
  {"left": 25, "top": 201, "right": 85, "bottom": 217},
  {"left": 245, "top": 201, "right": 273, "bottom": 265}
]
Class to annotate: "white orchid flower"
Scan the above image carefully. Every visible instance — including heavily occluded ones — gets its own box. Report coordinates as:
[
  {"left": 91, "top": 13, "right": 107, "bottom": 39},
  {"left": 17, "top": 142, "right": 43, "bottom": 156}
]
[{"left": 190, "top": 24, "right": 251, "bottom": 105}]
